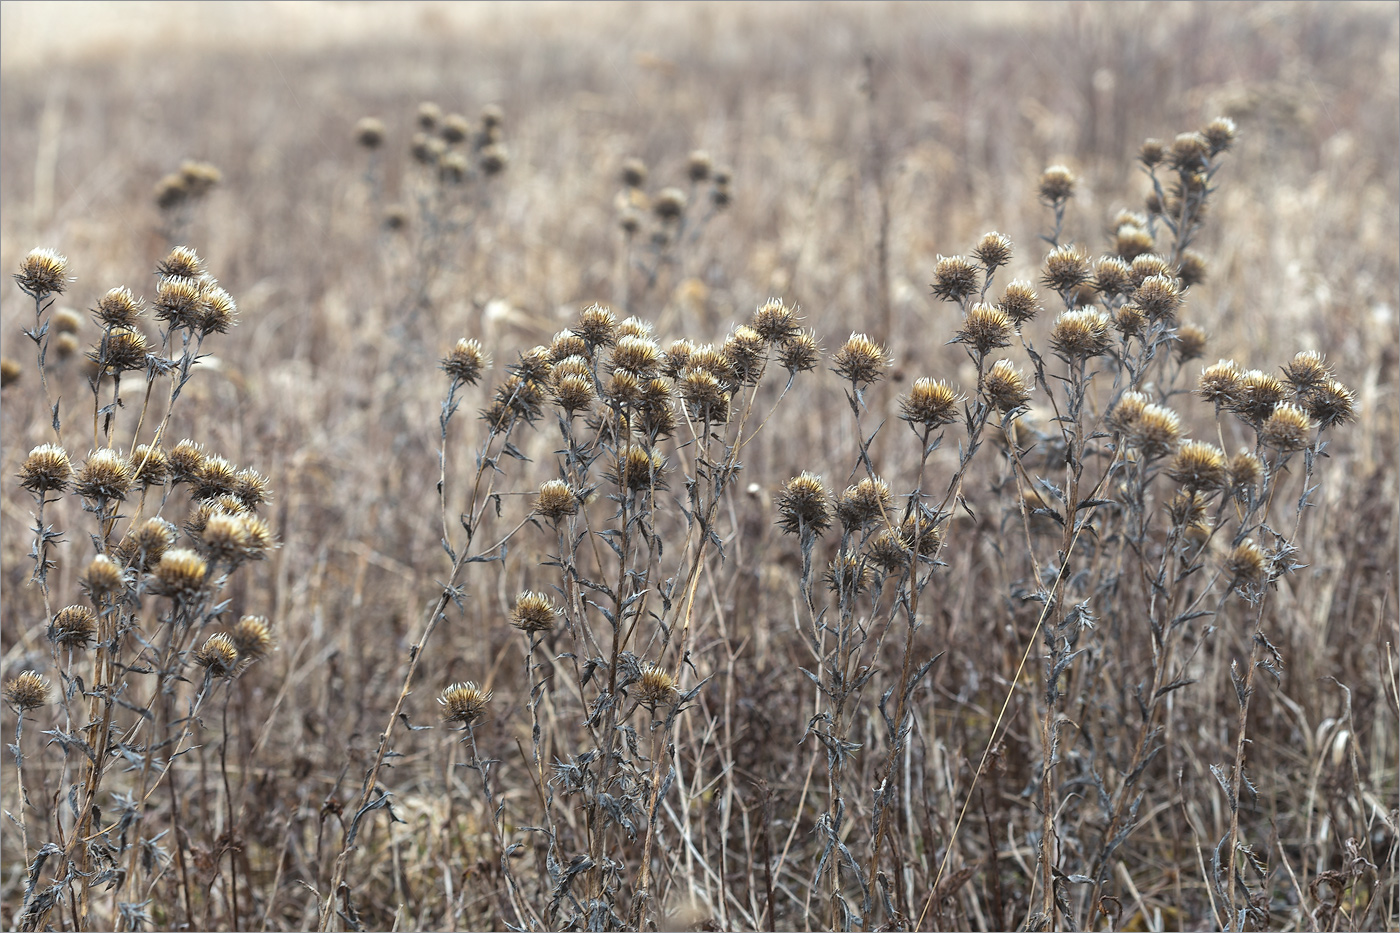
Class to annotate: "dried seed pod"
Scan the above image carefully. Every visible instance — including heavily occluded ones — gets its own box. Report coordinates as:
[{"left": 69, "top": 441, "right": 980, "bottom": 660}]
[
  {"left": 194, "top": 633, "right": 241, "bottom": 678},
  {"left": 900, "top": 378, "right": 962, "bottom": 430},
  {"left": 4, "top": 671, "right": 50, "bottom": 711},
  {"left": 1042, "top": 244, "right": 1091, "bottom": 295},
  {"left": 536, "top": 480, "right": 580, "bottom": 521},
  {"left": 443, "top": 338, "right": 489, "bottom": 385},
  {"left": 81, "top": 555, "right": 126, "bottom": 600},
  {"left": 1168, "top": 440, "right": 1229, "bottom": 492},
  {"left": 1258, "top": 402, "right": 1313, "bottom": 451},
  {"left": 635, "top": 663, "right": 680, "bottom": 709},
  {"left": 1049, "top": 308, "right": 1111, "bottom": 360},
  {"left": 510, "top": 592, "right": 560, "bottom": 633},
  {"left": 50, "top": 606, "right": 98, "bottom": 649},
  {"left": 16, "top": 248, "right": 70, "bottom": 296},
  {"left": 20, "top": 444, "right": 72, "bottom": 494},
  {"left": 75, "top": 449, "right": 135, "bottom": 501},
  {"left": 836, "top": 477, "right": 892, "bottom": 532},
  {"left": 957, "top": 304, "right": 1014, "bottom": 356},
  {"left": 1038, "top": 165, "right": 1076, "bottom": 204},
  {"left": 998, "top": 281, "right": 1040, "bottom": 326},
  {"left": 982, "top": 359, "right": 1031, "bottom": 413},
  {"left": 776, "top": 472, "right": 832, "bottom": 535},
  {"left": 439, "top": 681, "right": 491, "bottom": 726},
  {"left": 1174, "top": 324, "right": 1208, "bottom": 363},
  {"left": 931, "top": 255, "right": 981, "bottom": 305},
  {"left": 831, "top": 333, "right": 888, "bottom": 387}
]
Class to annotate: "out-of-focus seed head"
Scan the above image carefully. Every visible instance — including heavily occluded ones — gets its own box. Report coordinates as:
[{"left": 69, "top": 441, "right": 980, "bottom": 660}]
[
  {"left": 1303, "top": 379, "right": 1356, "bottom": 428},
  {"left": 1093, "top": 257, "right": 1133, "bottom": 298},
  {"left": 616, "top": 316, "right": 653, "bottom": 341},
  {"left": 611, "top": 335, "right": 662, "bottom": 378},
  {"left": 778, "top": 331, "right": 820, "bottom": 374},
  {"left": 1114, "top": 225, "right": 1156, "bottom": 261},
  {"left": 4, "top": 671, "right": 50, "bottom": 711},
  {"left": 410, "top": 132, "right": 444, "bottom": 164},
  {"left": 750, "top": 298, "right": 801, "bottom": 343},
  {"left": 155, "top": 173, "right": 189, "bottom": 210},
  {"left": 440, "top": 113, "right": 471, "bottom": 144},
  {"left": 20, "top": 444, "right": 72, "bottom": 494},
  {"left": 1174, "top": 324, "right": 1208, "bottom": 363},
  {"left": 239, "top": 515, "right": 275, "bottom": 560},
  {"left": 90, "top": 327, "right": 150, "bottom": 374},
  {"left": 1129, "top": 254, "right": 1172, "bottom": 286},
  {"left": 438, "top": 150, "right": 469, "bottom": 184},
  {"left": 1167, "top": 132, "right": 1210, "bottom": 172},
  {"left": 776, "top": 472, "right": 832, "bottom": 535},
  {"left": 549, "top": 330, "right": 589, "bottom": 363},
  {"left": 998, "top": 281, "right": 1040, "bottom": 326},
  {"left": 1042, "top": 244, "right": 1091, "bottom": 295},
  {"left": 1228, "top": 450, "right": 1264, "bottom": 491},
  {"left": 1106, "top": 390, "right": 1149, "bottom": 435},
  {"left": 441, "top": 338, "right": 489, "bottom": 385},
  {"left": 1139, "top": 138, "right": 1165, "bottom": 168},
  {"left": 168, "top": 439, "right": 206, "bottom": 485},
  {"left": 51, "top": 307, "right": 82, "bottom": 334},
  {"left": 440, "top": 681, "right": 491, "bottom": 726},
  {"left": 973, "top": 232, "right": 1013, "bottom": 271},
  {"left": 1038, "top": 165, "right": 1076, "bottom": 204},
  {"left": 1168, "top": 440, "right": 1229, "bottom": 492},
  {"left": 687, "top": 150, "right": 712, "bottom": 182},
  {"left": 179, "top": 161, "right": 221, "bottom": 196},
  {"left": 683, "top": 345, "right": 734, "bottom": 390},
  {"left": 831, "top": 333, "right": 888, "bottom": 387},
  {"left": 1049, "top": 308, "right": 1111, "bottom": 360},
  {"left": 151, "top": 548, "right": 208, "bottom": 599},
  {"left": 1183, "top": 518, "right": 1213, "bottom": 548},
  {"left": 1283, "top": 350, "right": 1332, "bottom": 391},
  {"left": 1201, "top": 117, "right": 1237, "bottom": 155},
  {"left": 53, "top": 332, "right": 79, "bottom": 359},
  {"left": 484, "top": 374, "right": 547, "bottom": 427},
  {"left": 1128, "top": 404, "right": 1182, "bottom": 458},
  {"left": 480, "top": 103, "right": 504, "bottom": 130},
  {"left": 982, "top": 359, "right": 1032, "bottom": 413},
  {"left": 130, "top": 444, "right": 169, "bottom": 488},
  {"left": 195, "top": 633, "right": 241, "bottom": 678},
  {"left": 836, "top": 477, "right": 891, "bottom": 532},
  {"left": 81, "top": 554, "right": 126, "bottom": 600},
  {"left": 900, "top": 378, "right": 962, "bottom": 430},
  {"left": 416, "top": 101, "right": 442, "bottom": 131},
  {"left": 231, "top": 615, "right": 275, "bottom": 660},
  {"left": 931, "top": 255, "right": 982, "bottom": 305},
  {"left": 1, "top": 358, "right": 21, "bottom": 388},
  {"left": 1198, "top": 360, "right": 1244, "bottom": 407},
  {"left": 723, "top": 325, "right": 766, "bottom": 385},
  {"left": 635, "top": 662, "right": 680, "bottom": 709},
  {"left": 825, "top": 552, "right": 871, "bottom": 595},
  {"left": 1230, "top": 370, "right": 1288, "bottom": 425},
  {"left": 355, "top": 117, "right": 385, "bottom": 149},
  {"left": 575, "top": 304, "right": 618, "bottom": 350},
  {"left": 477, "top": 144, "right": 508, "bottom": 176},
  {"left": 16, "top": 248, "right": 70, "bottom": 296},
  {"left": 536, "top": 480, "right": 580, "bottom": 521},
  {"left": 1133, "top": 274, "right": 1182, "bottom": 323},
  {"left": 1168, "top": 490, "right": 1210, "bottom": 527},
  {"left": 1227, "top": 538, "right": 1268, "bottom": 587},
  {"left": 1113, "top": 304, "right": 1149, "bottom": 338},
  {"left": 956, "top": 304, "right": 1014, "bottom": 356},
  {"left": 159, "top": 246, "right": 203, "bottom": 279},
  {"left": 191, "top": 455, "right": 238, "bottom": 501},
  {"left": 1259, "top": 402, "right": 1313, "bottom": 451},
  {"left": 383, "top": 204, "right": 408, "bottom": 230},
  {"left": 1176, "top": 250, "right": 1209, "bottom": 287},
  {"left": 50, "top": 606, "right": 98, "bottom": 649},
  {"left": 76, "top": 449, "right": 135, "bottom": 501},
  {"left": 621, "top": 157, "right": 648, "bottom": 189},
  {"left": 652, "top": 187, "right": 687, "bottom": 221},
  {"left": 611, "top": 445, "right": 667, "bottom": 492},
  {"left": 116, "top": 517, "right": 177, "bottom": 570},
  {"left": 510, "top": 592, "right": 559, "bottom": 634}
]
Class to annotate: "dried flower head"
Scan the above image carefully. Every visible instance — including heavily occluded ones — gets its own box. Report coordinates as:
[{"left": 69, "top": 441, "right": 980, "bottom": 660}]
[
  {"left": 354, "top": 117, "right": 385, "bottom": 149},
  {"left": 687, "top": 150, "right": 713, "bottom": 182},
  {"left": 1038, "top": 165, "right": 1076, "bottom": 204},
  {"left": 825, "top": 552, "right": 871, "bottom": 594},
  {"left": 1283, "top": 351, "right": 1332, "bottom": 391},
  {"left": 1113, "top": 304, "right": 1148, "bottom": 338},
  {"left": 831, "top": 333, "right": 887, "bottom": 387},
  {"left": 1134, "top": 274, "right": 1182, "bottom": 323},
  {"left": 16, "top": 248, "right": 69, "bottom": 296},
  {"left": 1106, "top": 390, "right": 1150, "bottom": 435},
  {"left": 480, "top": 103, "right": 504, "bottom": 130},
  {"left": 90, "top": 327, "right": 150, "bottom": 374},
  {"left": 158, "top": 246, "right": 203, "bottom": 279},
  {"left": 127, "top": 444, "right": 169, "bottom": 488},
  {"left": 1228, "top": 450, "right": 1264, "bottom": 492},
  {"left": 611, "top": 335, "right": 662, "bottom": 378},
  {"left": 511, "top": 592, "right": 560, "bottom": 633},
  {"left": 1049, "top": 308, "right": 1111, "bottom": 360},
  {"left": 1168, "top": 489, "right": 1210, "bottom": 527},
  {"left": 900, "top": 510, "right": 943, "bottom": 556},
  {"left": 116, "top": 517, "right": 177, "bottom": 570},
  {"left": 1227, "top": 539, "right": 1268, "bottom": 587},
  {"left": 4, "top": 671, "right": 50, "bottom": 712},
  {"left": 957, "top": 304, "right": 1014, "bottom": 356},
  {"left": 723, "top": 325, "right": 766, "bottom": 385},
  {"left": 620, "top": 157, "right": 648, "bottom": 189},
  {"left": 239, "top": 514, "right": 275, "bottom": 560},
  {"left": 194, "top": 633, "right": 241, "bottom": 678},
  {"left": 603, "top": 369, "right": 644, "bottom": 405},
  {"left": 229, "top": 615, "right": 275, "bottom": 661},
  {"left": 660, "top": 338, "right": 695, "bottom": 377},
  {"left": 866, "top": 529, "right": 911, "bottom": 573},
  {"left": 51, "top": 307, "right": 81, "bottom": 334},
  {"left": 231, "top": 467, "right": 271, "bottom": 508},
  {"left": 191, "top": 455, "right": 238, "bottom": 500},
  {"left": 478, "top": 144, "right": 508, "bottom": 175},
  {"left": 410, "top": 132, "right": 444, "bottom": 164},
  {"left": 50, "top": 606, "right": 98, "bottom": 650},
  {"left": 931, "top": 255, "right": 982, "bottom": 304},
  {"left": 653, "top": 187, "right": 687, "bottom": 221},
  {"left": 1114, "top": 225, "right": 1156, "bottom": 261},
  {"left": 1, "top": 358, "right": 20, "bottom": 388},
  {"left": 982, "top": 359, "right": 1031, "bottom": 413},
  {"left": 1139, "top": 138, "right": 1165, "bottom": 168},
  {"left": 552, "top": 371, "right": 597, "bottom": 414},
  {"left": 611, "top": 445, "right": 667, "bottom": 492},
  {"left": 836, "top": 477, "right": 892, "bottom": 532},
  {"left": 151, "top": 548, "right": 208, "bottom": 599},
  {"left": 201, "top": 512, "right": 255, "bottom": 565},
  {"left": 1168, "top": 440, "right": 1229, "bottom": 492},
  {"left": 1176, "top": 250, "right": 1209, "bottom": 287},
  {"left": 443, "top": 338, "right": 489, "bottom": 385},
  {"left": 973, "top": 232, "right": 1014, "bottom": 270},
  {"left": 751, "top": 298, "right": 801, "bottom": 343},
  {"left": 168, "top": 439, "right": 206, "bottom": 485},
  {"left": 635, "top": 662, "right": 680, "bottom": 709},
  {"left": 1129, "top": 254, "right": 1172, "bottom": 286},
  {"left": 1198, "top": 360, "right": 1244, "bottom": 408},
  {"left": 1201, "top": 117, "right": 1237, "bottom": 155},
  {"left": 416, "top": 101, "right": 442, "bottom": 131},
  {"left": 778, "top": 331, "right": 820, "bottom": 374},
  {"left": 20, "top": 444, "right": 72, "bottom": 494},
  {"left": 1167, "top": 132, "right": 1210, "bottom": 172},
  {"left": 777, "top": 472, "right": 832, "bottom": 535},
  {"left": 81, "top": 554, "right": 126, "bottom": 599},
  {"left": 152, "top": 275, "right": 203, "bottom": 330},
  {"left": 535, "top": 480, "right": 580, "bottom": 521},
  {"left": 1231, "top": 370, "right": 1288, "bottom": 425},
  {"left": 76, "top": 449, "right": 135, "bottom": 501},
  {"left": 155, "top": 173, "right": 189, "bottom": 209},
  {"left": 998, "top": 281, "right": 1040, "bottom": 326},
  {"left": 575, "top": 304, "right": 618, "bottom": 350},
  {"left": 179, "top": 161, "right": 221, "bottom": 196},
  {"left": 1093, "top": 257, "right": 1133, "bottom": 298},
  {"left": 1259, "top": 402, "right": 1313, "bottom": 451},
  {"left": 1174, "top": 323, "right": 1208, "bottom": 363},
  {"left": 53, "top": 332, "right": 79, "bottom": 359},
  {"left": 900, "top": 378, "right": 962, "bottom": 430},
  {"left": 439, "top": 113, "right": 471, "bottom": 145},
  {"left": 1128, "top": 404, "right": 1182, "bottom": 458},
  {"left": 1303, "top": 379, "right": 1356, "bottom": 428},
  {"left": 677, "top": 369, "right": 729, "bottom": 422},
  {"left": 439, "top": 681, "right": 491, "bottom": 726},
  {"left": 1042, "top": 244, "right": 1091, "bottom": 295}
]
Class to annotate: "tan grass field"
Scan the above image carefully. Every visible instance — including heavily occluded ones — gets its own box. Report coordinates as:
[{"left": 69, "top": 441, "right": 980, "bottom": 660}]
[{"left": 2, "top": 2, "right": 1397, "bottom": 930}]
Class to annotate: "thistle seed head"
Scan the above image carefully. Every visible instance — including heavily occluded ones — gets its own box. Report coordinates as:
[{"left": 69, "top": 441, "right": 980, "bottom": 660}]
[
  {"left": 81, "top": 554, "right": 126, "bottom": 600},
  {"left": 168, "top": 439, "right": 207, "bottom": 485},
  {"left": 956, "top": 304, "right": 1014, "bottom": 356},
  {"left": 1198, "top": 360, "right": 1244, "bottom": 407},
  {"left": 16, "top": 248, "right": 70, "bottom": 296},
  {"left": 50, "top": 606, "right": 98, "bottom": 649},
  {"left": 511, "top": 592, "right": 560, "bottom": 634},
  {"left": 723, "top": 325, "right": 766, "bottom": 385},
  {"left": 1226, "top": 538, "right": 1268, "bottom": 587},
  {"left": 91, "top": 327, "right": 150, "bottom": 374},
  {"left": 931, "top": 255, "right": 981, "bottom": 304},
  {"left": 231, "top": 615, "right": 275, "bottom": 661},
  {"left": 679, "top": 369, "right": 731, "bottom": 423},
  {"left": 153, "top": 275, "right": 204, "bottom": 329},
  {"left": 1303, "top": 379, "right": 1356, "bottom": 428},
  {"left": 1282, "top": 350, "right": 1332, "bottom": 391},
  {"left": 76, "top": 449, "right": 135, "bottom": 501},
  {"left": 1167, "top": 440, "right": 1229, "bottom": 492},
  {"left": 611, "top": 445, "right": 667, "bottom": 492},
  {"left": 750, "top": 298, "right": 801, "bottom": 343},
  {"left": 152, "top": 548, "right": 208, "bottom": 599},
  {"left": 973, "top": 232, "right": 1014, "bottom": 270},
  {"left": 1038, "top": 165, "right": 1076, "bottom": 204},
  {"left": 778, "top": 330, "right": 820, "bottom": 374},
  {"left": 652, "top": 187, "right": 687, "bottom": 221},
  {"left": 20, "top": 444, "right": 72, "bottom": 494},
  {"left": 662, "top": 339, "right": 695, "bottom": 378},
  {"left": 1133, "top": 274, "right": 1182, "bottom": 323},
  {"left": 1, "top": 358, "right": 20, "bottom": 388},
  {"left": 194, "top": 633, "right": 241, "bottom": 678},
  {"left": 900, "top": 378, "right": 962, "bottom": 429},
  {"left": 836, "top": 477, "right": 892, "bottom": 532},
  {"left": 1049, "top": 308, "right": 1111, "bottom": 360},
  {"left": 115, "top": 518, "right": 177, "bottom": 570},
  {"left": 536, "top": 480, "right": 580, "bottom": 521},
  {"left": 1174, "top": 323, "right": 1208, "bottom": 363},
  {"left": 1129, "top": 404, "right": 1182, "bottom": 458},
  {"left": 1093, "top": 257, "right": 1134, "bottom": 297},
  {"left": 776, "top": 472, "right": 832, "bottom": 535},
  {"left": 1259, "top": 402, "right": 1313, "bottom": 451},
  {"left": 611, "top": 335, "right": 662, "bottom": 378},
  {"left": 1129, "top": 254, "right": 1172, "bottom": 286},
  {"left": 831, "top": 333, "right": 887, "bottom": 387},
  {"left": 355, "top": 116, "right": 385, "bottom": 149},
  {"left": 825, "top": 552, "right": 871, "bottom": 594},
  {"left": 191, "top": 455, "right": 239, "bottom": 501},
  {"left": 575, "top": 304, "right": 618, "bottom": 350},
  {"left": 442, "top": 338, "right": 488, "bottom": 385},
  {"left": 1042, "top": 244, "right": 1091, "bottom": 295},
  {"left": 687, "top": 150, "right": 713, "bottom": 182},
  {"left": 1231, "top": 370, "right": 1288, "bottom": 425},
  {"left": 1177, "top": 250, "right": 1209, "bottom": 287},
  {"left": 439, "top": 681, "right": 491, "bottom": 726},
  {"left": 620, "top": 158, "right": 648, "bottom": 189},
  {"left": 635, "top": 663, "right": 680, "bottom": 709},
  {"left": 982, "top": 359, "right": 1032, "bottom": 413},
  {"left": 998, "top": 281, "right": 1040, "bottom": 326},
  {"left": 1167, "top": 132, "right": 1210, "bottom": 172},
  {"left": 131, "top": 444, "right": 170, "bottom": 488},
  {"left": 1114, "top": 225, "right": 1156, "bottom": 261},
  {"left": 4, "top": 671, "right": 50, "bottom": 712},
  {"left": 1201, "top": 117, "right": 1237, "bottom": 155},
  {"left": 1113, "top": 304, "right": 1149, "bottom": 338}
]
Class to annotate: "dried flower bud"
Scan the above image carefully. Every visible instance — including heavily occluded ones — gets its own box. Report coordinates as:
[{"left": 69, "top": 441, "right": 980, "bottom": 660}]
[
  {"left": 1201, "top": 117, "right": 1237, "bottom": 155},
  {"left": 1114, "top": 226, "right": 1155, "bottom": 261},
  {"left": 778, "top": 331, "right": 820, "bottom": 374},
  {"left": 635, "top": 662, "right": 680, "bottom": 709},
  {"left": 723, "top": 325, "right": 766, "bottom": 385},
  {"left": 1, "top": 358, "right": 21, "bottom": 388},
  {"left": 973, "top": 232, "right": 1013, "bottom": 270},
  {"left": 982, "top": 359, "right": 1032, "bottom": 413},
  {"left": 900, "top": 378, "right": 962, "bottom": 429},
  {"left": 1259, "top": 402, "right": 1313, "bottom": 451},
  {"left": 76, "top": 449, "right": 135, "bottom": 501},
  {"left": 1168, "top": 440, "right": 1229, "bottom": 492},
  {"left": 825, "top": 552, "right": 871, "bottom": 594},
  {"left": 20, "top": 444, "right": 72, "bottom": 494},
  {"left": 152, "top": 548, "right": 208, "bottom": 599},
  {"left": 155, "top": 174, "right": 189, "bottom": 210},
  {"left": 50, "top": 606, "right": 98, "bottom": 649},
  {"left": 1049, "top": 308, "right": 1111, "bottom": 360},
  {"left": 81, "top": 555, "right": 126, "bottom": 600},
  {"left": 1282, "top": 351, "right": 1332, "bottom": 391},
  {"left": 751, "top": 298, "right": 801, "bottom": 343},
  {"left": 1042, "top": 244, "right": 1091, "bottom": 295},
  {"left": 1038, "top": 165, "right": 1076, "bottom": 204},
  {"left": 1226, "top": 539, "right": 1267, "bottom": 587},
  {"left": 777, "top": 472, "right": 832, "bottom": 535},
  {"left": 931, "top": 255, "right": 981, "bottom": 304},
  {"left": 1128, "top": 404, "right": 1182, "bottom": 458},
  {"left": 1231, "top": 370, "right": 1288, "bottom": 425},
  {"left": 1176, "top": 251, "right": 1209, "bottom": 287},
  {"left": 168, "top": 439, "right": 206, "bottom": 484},
  {"left": 1174, "top": 324, "right": 1208, "bottom": 363},
  {"left": 553, "top": 372, "right": 597, "bottom": 414},
  {"left": 831, "top": 333, "right": 888, "bottom": 387},
  {"left": 1139, "top": 138, "right": 1165, "bottom": 168},
  {"left": 231, "top": 615, "right": 275, "bottom": 661},
  {"left": 1198, "top": 360, "right": 1244, "bottom": 407},
  {"left": 1134, "top": 274, "right": 1182, "bottom": 323},
  {"left": 194, "top": 633, "right": 241, "bottom": 678},
  {"left": 16, "top": 248, "right": 70, "bottom": 296},
  {"left": 115, "top": 517, "right": 177, "bottom": 570},
  {"left": 575, "top": 304, "right": 618, "bottom": 350},
  {"left": 1303, "top": 379, "right": 1356, "bottom": 428},
  {"left": 536, "top": 480, "right": 580, "bottom": 521},
  {"left": 836, "top": 477, "right": 892, "bottom": 532},
  {"left": 443, "top": 338, "right": 489, "bottom": 385},
  {"left": 439, "top": 681, "right": 491, "bottom": 726},
  {"left": 956, "top": 304, "right": 1014, "bottom": 356},
  {"left": 900, "top": 510, "right": 943, "bottom": 556},
  {"left": 998, "top": 281, "right": 1040, "bottom": 326},
  {"left": 511, "top": 592, "right": 559, "bottom": 633},
  {"left": 4, "top": 671, "right": 50, "bottom": 711}
]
